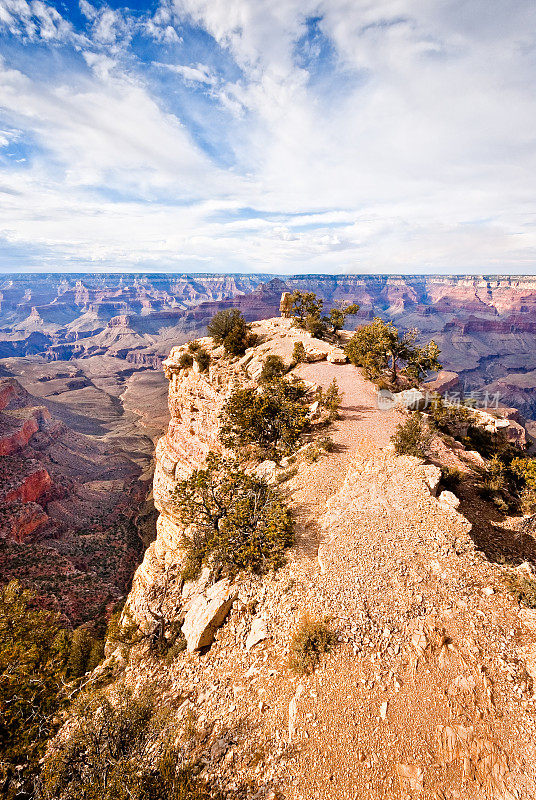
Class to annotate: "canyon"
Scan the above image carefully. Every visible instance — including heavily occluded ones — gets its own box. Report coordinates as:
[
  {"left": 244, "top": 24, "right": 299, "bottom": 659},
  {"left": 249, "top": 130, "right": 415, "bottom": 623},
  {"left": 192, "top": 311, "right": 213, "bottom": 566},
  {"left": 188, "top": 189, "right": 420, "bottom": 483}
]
[{"left": 2, "top": 272, "right": 536, "bottom": 626}]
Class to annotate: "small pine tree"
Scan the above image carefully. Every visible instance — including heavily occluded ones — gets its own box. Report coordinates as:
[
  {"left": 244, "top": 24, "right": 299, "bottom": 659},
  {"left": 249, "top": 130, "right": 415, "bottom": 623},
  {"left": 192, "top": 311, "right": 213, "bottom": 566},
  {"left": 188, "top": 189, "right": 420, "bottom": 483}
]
[
  {"left": 391, "top": 413, "right": 432, "bottom": 458},
  {"left": 328, "top": 302, "right": 360, "bottom": 333},
  {"left": 220, "top": 377, "right": 309, "bottom": 459},
  {"left": 322, "top": 378, "right": 343, "bottom": 421},
  {"left": 207, "top": 309, "right": 254, "bottom": 356},
  {"left": 289, "top": 291, "right": 323, "bottom": 326},
  {"left": 260, "top": 354, "right": 285, "bottom": 382},
  {"left": 172, "top": 453, "right": 294, "bottom": 579}
]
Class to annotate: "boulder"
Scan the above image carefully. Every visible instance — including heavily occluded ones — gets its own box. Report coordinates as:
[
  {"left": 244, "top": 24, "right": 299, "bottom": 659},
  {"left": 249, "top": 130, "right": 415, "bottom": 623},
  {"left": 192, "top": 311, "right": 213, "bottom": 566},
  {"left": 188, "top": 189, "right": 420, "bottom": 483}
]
[
  {"left": 393, "top": 388, "right": 427, "bottom": 411},
  {"left": 246, "top": 359, "right": 263, "bottom": 379},
  {"left": 245, "top": 616, "right": 269, "bottom": 650},
  {"left": 182, "top": 579, "right": 236, "bottom": 652},
  {"left": 327, "top": 349, "right": 347, "bottom": 364},
  {"left": 304, "top": 348, "right": 327, "bottom": 363},
  {"left": 438, "top": 490, "right": 460, "bottom": 510},
  {"left": 423, "top": 464, "right": 441, "bottom": 496},
  {"left": 255, "top": 460, "right": 278, "bottom": 484},
  {"left": 308, "top": 400, "right": 320, "bottom": 417}
]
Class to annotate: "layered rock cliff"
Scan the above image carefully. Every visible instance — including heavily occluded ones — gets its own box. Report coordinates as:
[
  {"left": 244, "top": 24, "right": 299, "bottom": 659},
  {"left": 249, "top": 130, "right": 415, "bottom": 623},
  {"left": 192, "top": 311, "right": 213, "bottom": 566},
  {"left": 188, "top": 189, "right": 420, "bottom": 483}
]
[
  {"left": 0, "top": 377, "right": 153, "bottom": 624},
  {"left": 118, "top": 317, "right": 536, "bottom": 799}
]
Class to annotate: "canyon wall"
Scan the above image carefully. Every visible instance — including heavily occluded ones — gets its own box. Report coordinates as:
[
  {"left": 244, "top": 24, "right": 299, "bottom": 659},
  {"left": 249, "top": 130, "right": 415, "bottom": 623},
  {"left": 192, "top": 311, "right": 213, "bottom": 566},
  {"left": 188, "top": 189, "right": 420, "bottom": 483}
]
[{"left": 3, "top": 274, "right": 536, "bottom": 420}]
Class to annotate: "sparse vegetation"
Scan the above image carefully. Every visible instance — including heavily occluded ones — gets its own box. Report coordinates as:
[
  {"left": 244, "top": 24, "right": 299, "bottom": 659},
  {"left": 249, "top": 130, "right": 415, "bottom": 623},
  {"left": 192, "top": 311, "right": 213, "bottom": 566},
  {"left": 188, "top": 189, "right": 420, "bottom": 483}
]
[
  {"left": 504, "top": 570, "right": 536, "bottom": 609},
  {"left": 172, "top": 453, "right": 294, "bottom": 580},
  {"left": 220, "top": 377, "right": 309, "bottom": 459},
  {"left": 428, "top": 395, "right": 472, "bottom": 436},
  {"left": 39, "top": 685, "right": 219, "bottom": 800},
  {"left": 178, "top": 351, "right": 194, "bottom": 369},
  {"left": 194, "top": 348, "right": 210, "bottom": 372},
  {"left": 289, "top": 617, "right": 336, "bottom": 675},
  {"left": 207, "top": 309, "right": 255, "bottom": 356},
  {"left": 391, "top": 413, "right": 432, "bottom": 458},
  {"left": 440, "top": 466, "right": 462, "bottom": 493},
  {"left": 0, "top": 581, "right": 71, "bottom": 798},
  {"left": 317, "top": 378, "right": 343, "bottom": 421},
  {"left": 292, "top": 341, "right": 307, "bottom": 363},
  {"left": 185, "top": 341, "right": 211, "bottom": 372}
]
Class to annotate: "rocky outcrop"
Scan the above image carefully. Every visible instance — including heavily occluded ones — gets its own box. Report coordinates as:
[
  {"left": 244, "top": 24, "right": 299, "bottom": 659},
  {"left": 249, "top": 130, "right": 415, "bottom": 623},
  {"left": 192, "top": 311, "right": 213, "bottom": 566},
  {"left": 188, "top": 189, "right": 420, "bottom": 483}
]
[
  {"left": 73, "top": 316, "right": 536, "bottom": 798},
  {"left": 182, "top": 579, "right": 236, "bottom": 652}
]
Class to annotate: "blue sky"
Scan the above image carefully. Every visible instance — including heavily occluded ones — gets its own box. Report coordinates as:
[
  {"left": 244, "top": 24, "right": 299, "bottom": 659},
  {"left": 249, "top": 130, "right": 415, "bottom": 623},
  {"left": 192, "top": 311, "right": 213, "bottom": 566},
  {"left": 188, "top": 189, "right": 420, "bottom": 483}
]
[{"left": 0, "top": 0, "right": 535, "bottom": 274}]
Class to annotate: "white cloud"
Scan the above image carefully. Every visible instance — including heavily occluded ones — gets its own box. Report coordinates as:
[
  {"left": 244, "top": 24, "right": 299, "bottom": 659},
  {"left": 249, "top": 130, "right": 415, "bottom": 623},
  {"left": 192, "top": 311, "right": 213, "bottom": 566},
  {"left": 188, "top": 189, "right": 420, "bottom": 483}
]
[
  {"left": 0, "top": 0, "right": 536, "bottom": 272},
  {"left": 155, "top": 61, "right": 216, "bottom": 84}
]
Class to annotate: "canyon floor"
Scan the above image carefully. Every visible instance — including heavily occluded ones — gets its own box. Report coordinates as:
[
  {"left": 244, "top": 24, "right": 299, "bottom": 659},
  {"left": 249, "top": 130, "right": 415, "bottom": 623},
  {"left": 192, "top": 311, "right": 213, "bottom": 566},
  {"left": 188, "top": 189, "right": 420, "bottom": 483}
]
[
  {"left": 117, "top": 318, "right": 536, "bottom": 800},
  {"left": 0, "top": 355, "right": 169, "bottom": 624}
]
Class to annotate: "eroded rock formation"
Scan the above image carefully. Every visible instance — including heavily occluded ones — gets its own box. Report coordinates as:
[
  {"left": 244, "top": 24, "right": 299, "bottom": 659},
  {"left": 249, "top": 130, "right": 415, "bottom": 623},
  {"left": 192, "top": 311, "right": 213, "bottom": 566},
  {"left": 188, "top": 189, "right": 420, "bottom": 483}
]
[{"left": 115, "top": 319, "right": 536, "bottom": 799}]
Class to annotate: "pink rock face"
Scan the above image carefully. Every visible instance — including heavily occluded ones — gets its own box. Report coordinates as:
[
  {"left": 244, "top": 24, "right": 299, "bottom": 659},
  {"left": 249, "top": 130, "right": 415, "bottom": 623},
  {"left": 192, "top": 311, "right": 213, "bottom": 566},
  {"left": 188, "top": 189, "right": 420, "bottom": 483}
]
[
  {"left": 2, "top": 467, "right": 53, "bottom": 505},
  {"left": 424, "top": 371, "right": 460, "bottom": 395},
  {"left": 0, "top": 416, "right": 39, "bottom": 455},
  {"left": 0, "top": 383, "right": 16, "bottom": 412},
  {"left": 0, "top": 502, "right": 49, "bottom": 543}
]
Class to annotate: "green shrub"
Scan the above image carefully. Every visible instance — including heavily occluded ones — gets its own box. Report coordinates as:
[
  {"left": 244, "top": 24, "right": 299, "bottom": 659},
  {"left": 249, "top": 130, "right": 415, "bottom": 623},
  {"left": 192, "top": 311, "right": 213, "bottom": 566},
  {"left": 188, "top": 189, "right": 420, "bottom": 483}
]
[
  {"left": 172, "top": 453, "right": 294, "bottom": 580},
  {"left": 318, "top": 378, "right": 343, "bottom": 421},
  {"left": 428, "top": 395, "right": 472, "bottom": 436},
  {"left": 391, "top": 413, "right": 432, "bottom": 458},
  {"left": 194, "top": 348, "right": 210, "bottom": 373},
  {"left": 207, "top": 309, "right": 254, "bottom": 356},
  {"left": 289, "top": 617, "right": 336, "bottom": 675},
  {"left": 305, "top": 313, "right": 327, "bottom": 339},
  {"left": 440, "top": 466, "right": 462, "bottom": 492},
  {"left": 220, "top": 377, "right": 309, "bottom": 459},
  {"left": 67, "top": 626, "right": 104, "bottom": 679},
  {"left": 0, "top": 581, "right": 72, "bottom": 797},
  {"left": 260, "top": 354, "right": 285, "bottom": 382},
  {"left": 178, "top": 352, "right": 194, "bottom": 369},
  {"left": 292, "top": 341, "right": 307, "bottom": 363},
  {"left": 187, "top": 340, "right": 201, "bottom": 353},
  {"left": 39, "top": 685, "right": 218, "bottom": 800},
  {"left": 319, "top": 435, "right": 335, "bottom": 452},
  {"left": 504, "top": 571, "right": 536, "bottom": 608}
]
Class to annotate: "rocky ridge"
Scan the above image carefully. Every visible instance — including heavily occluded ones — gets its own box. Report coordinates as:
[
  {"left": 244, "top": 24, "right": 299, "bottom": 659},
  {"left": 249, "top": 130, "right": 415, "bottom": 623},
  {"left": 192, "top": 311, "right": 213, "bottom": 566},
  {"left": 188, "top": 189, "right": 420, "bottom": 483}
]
[{"left": 113, "top": 313, "right": 536, "bottom": 799}]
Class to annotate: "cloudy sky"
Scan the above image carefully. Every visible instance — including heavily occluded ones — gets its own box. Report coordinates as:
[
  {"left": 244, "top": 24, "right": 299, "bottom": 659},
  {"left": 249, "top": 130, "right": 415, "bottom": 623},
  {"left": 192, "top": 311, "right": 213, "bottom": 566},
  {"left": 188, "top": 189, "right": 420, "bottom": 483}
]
[{"left": 0, "top": 0, "right": 535, "bottom": 274}]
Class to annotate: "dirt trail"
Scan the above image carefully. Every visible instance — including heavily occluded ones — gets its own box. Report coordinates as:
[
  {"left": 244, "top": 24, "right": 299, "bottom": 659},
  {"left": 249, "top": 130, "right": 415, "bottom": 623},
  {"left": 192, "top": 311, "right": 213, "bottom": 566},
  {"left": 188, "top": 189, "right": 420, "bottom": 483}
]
[{"left": 267, "top": 360, "right": 536, "bottom": 800}]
